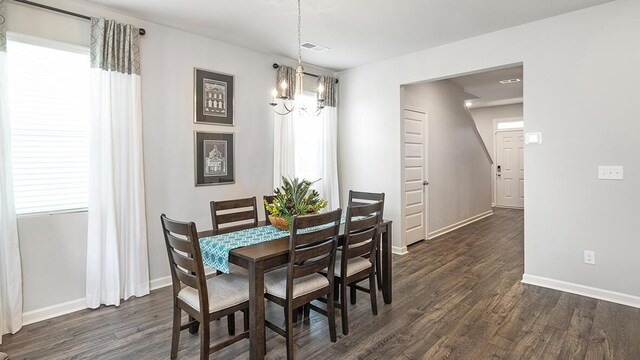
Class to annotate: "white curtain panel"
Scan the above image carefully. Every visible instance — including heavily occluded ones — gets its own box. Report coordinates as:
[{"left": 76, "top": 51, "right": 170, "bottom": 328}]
[
  {"left": 319, "top": 106, "right": 340, "bottom": 210},
  {"left": 0, "top": 0, "right": 24, "bottom": 343},
  {"left": 86, "top": 18, "right": 149, "bottom": 308},
  {"left": 272, "top": 112, "right": 296, "bottom": 189}
]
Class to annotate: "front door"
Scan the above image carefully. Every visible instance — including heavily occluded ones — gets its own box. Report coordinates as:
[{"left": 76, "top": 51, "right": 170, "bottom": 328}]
[{"left": 496, "top": 130, "right": 524, "bottom": 208}]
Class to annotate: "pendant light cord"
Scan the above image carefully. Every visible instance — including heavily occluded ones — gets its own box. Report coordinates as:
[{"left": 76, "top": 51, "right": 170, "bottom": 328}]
[{"left": 297, "top": 0, "right": 302, "bottom": 66}]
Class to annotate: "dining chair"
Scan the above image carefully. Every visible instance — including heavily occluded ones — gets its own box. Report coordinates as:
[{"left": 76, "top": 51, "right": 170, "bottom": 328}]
[
  {"left": 161, "top": 214, "right": 251, "bottom": 360},
  {"left": 262, "top": 195, "right": 275, "bottom": 220},
  {"left": 348, "top": 190, "right": 385, "bottom": 291},
  {"left": 332, "top": 201, "right": 383, "bottom": 335},
  {"left": 210, "top": 197, "right": 259, "bottom": 230},
  {"left": 263, "top": 209, "right": 342, "bottom": 359}
]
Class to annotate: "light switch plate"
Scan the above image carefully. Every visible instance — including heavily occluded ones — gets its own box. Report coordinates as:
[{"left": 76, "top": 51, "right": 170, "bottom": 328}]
[
  {"left": 525, "top": 132, "right": 542, "bottom": 145},
  {"left": 598, "top": 166, "right": 624, "bottom": 180}
]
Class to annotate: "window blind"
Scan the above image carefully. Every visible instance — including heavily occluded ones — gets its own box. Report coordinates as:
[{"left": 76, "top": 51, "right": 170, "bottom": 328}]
[{"left": 7, "top": 37, "right": 90, "bottom": 215}]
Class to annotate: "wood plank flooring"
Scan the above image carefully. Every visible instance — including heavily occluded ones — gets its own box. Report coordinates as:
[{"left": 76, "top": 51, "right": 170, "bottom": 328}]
[{"left": 2, "top": 208, "right": 640, "bottom": 359}]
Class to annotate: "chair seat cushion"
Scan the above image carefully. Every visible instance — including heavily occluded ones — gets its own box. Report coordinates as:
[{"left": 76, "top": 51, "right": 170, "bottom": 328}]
[
  {"left": 264, "top": 268, "right": 329, "bottom": 299},
  {"left": 334, "top": 257, "right": 372, "bottom": 277},
  {"left": 178, "top": 273, "right": 250, "bottom": 313}
]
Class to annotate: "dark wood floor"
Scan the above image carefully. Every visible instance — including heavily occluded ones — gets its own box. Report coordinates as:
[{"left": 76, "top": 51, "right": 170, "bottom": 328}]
[{"left": 2, "top": 208, "right": 640, "bottom": 359}]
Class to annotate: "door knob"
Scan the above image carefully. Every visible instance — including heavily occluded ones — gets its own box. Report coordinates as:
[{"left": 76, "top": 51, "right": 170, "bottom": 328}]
[{"left": 423, "top": 180, "right": 429, "bottom": 186}]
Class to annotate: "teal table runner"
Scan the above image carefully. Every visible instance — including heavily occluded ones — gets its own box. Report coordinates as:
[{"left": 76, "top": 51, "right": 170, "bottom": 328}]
[
  {"left": 199, "top": 216, "right": 361, "bottom": 273},
  {"left": 199, "top": 225, "right": 289, "bottom": 273}
]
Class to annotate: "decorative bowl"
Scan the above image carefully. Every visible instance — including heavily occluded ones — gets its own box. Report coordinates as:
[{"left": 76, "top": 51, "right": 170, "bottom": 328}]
[{"left": 268, "top": 215, "right": 289, "bottom": 231}]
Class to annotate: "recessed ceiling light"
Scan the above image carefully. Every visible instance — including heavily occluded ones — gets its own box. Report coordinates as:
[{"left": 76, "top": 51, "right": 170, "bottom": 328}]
[
  {"left": 465, "top": 101, "right": 473, "bottom": 107},
  {"left": 301, "top": 42, "right": 330, "bottom": 53},
  {"left": 499, "top": 78, "right": 521, "bottom": 84}
]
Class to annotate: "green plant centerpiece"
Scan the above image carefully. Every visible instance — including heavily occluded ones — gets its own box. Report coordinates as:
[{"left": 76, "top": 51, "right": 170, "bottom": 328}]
[{"left": 265, "top": 176, "right": 328, "bottom": 231}]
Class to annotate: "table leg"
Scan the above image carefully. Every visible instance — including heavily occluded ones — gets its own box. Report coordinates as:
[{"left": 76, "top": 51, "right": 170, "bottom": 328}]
[
  {"left": 382, "top": 222, "right": 393, "bottom": 304},
  {"left": 248, "top": 261, "right": 266, "bottom": 360}
]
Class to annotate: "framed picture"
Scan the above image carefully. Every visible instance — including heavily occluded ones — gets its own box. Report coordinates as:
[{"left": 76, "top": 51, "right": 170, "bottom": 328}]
[
  {"left": 194, "top": 68, "right": 234, "bottom": 126},
  {"left": 194, "top": 131, "right": 235, "bottom": 186}
]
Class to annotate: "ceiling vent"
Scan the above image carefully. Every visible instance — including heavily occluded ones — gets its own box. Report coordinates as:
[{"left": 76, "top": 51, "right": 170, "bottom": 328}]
[
  {"left": 301, "top": 42, "right": 330, "bottom": 53},
  {"left": 499, "top": 78, "right": 521, "bottom": 85}
]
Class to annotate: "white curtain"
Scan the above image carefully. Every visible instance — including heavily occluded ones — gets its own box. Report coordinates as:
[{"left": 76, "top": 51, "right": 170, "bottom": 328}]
[
  {"left": 273, "top": 112, "right": 296, "bottom": 189},
  {"left": 86, "top": 18, "right": 149, "bottom": 308},
  {"left": 0, "top": 0, "right": 24, "bottom": 343},
  {"left": 319, "top": 106, "right": 340, "bottom": 210}
]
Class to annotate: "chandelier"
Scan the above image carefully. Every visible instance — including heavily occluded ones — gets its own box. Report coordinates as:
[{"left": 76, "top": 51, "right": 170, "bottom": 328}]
[{"left": 269, "top": 0, "right": 325, "bottom": 116}]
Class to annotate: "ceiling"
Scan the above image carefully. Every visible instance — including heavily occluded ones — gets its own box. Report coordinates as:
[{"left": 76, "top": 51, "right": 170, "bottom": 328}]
[
  {"left": 85, "top": 0, "right": 615, "bottom": 71},
  {"left": 450, "top": 66, "right": 523, "bottom": 108}
]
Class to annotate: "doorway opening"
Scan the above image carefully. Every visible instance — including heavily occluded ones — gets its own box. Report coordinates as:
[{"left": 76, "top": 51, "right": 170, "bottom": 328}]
[{"left": 399, "top": 64, "right": 524, "bottom": 254}]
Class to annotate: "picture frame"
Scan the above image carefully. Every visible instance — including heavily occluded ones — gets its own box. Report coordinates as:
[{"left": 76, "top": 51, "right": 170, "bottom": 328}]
[
  {"left": 194, "top": 131, "right": 235, "bottom": 186},
  {"left": 194, "top": 68, "right": 234, "bottom": 126}
]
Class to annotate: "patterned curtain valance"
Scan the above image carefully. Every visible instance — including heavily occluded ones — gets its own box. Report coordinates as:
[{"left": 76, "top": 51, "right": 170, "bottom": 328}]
[
  {"left": 318, "top": 75, "right": 338, "bottom": 107},
  {"left": 0, "top": 0, "right": 7, "bottom": 53},
  {"left": 276, "top": 65, "right": 296, "bottom": 99},
  {"left": 90, "top": 18, "right": 140, "bottom": 75}
]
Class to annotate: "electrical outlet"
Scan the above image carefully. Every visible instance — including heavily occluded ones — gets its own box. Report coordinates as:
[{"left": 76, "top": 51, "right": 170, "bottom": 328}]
[
  {"left": 598, "top": 166, "right": 624, "bottom": 180},
  {"left": 584, "top": 250, "right": 596, "bottom": 265}
]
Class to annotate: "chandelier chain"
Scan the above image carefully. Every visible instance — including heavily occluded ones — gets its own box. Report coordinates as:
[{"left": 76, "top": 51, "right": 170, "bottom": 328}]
[{"left": 297, "top": 0, "right": 302, "bottom": 65}]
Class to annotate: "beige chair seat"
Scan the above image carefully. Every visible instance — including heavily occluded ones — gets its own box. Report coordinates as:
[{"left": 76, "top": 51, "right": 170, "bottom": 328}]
[
  {"left": 264, "top": 268, "right": 329, "bottom": 299},
  {"left": 334, "top": 257, "right": 372, "bottom": 277},
  {"left": 178, "top": 273, "right": 250, "bottom": 313}
]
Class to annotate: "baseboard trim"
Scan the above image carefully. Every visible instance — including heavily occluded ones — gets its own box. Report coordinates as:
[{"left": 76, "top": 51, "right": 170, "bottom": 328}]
[
  {"left": 23, "top": 297, "right": 86, "bottom": 326},
  {"left": 150, "top": 276, "right": 172, "bottom": 290},
  {"left": 428, "top": 210, "right": 493, "bottom": 240},
  {"left": 22, "top": 276, "right": 174, "bottom": 326},
  {"left": 392, "top": 246, "right": 408, "bottom": 255},
  {"left": 522, "top": 274, "right": 640, "bottom": 308}
]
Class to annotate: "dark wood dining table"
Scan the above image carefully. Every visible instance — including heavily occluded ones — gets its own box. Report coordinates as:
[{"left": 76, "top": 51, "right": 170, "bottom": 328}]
[{"left": 198, "top": 219, "right": 393, "bottom": 360}]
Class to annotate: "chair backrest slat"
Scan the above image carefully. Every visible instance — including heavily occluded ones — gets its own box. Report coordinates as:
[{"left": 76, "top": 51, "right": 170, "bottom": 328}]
[
  {"left": 295, "top": 240, "right": 335, "bottom": 263},
  {"left": 348, "top": 190, "right": 385, "bottom": 220},
  {"left": 171, "top": 250, "right": 199, "bottom": 273},
  {"left": 166, "top": 233, "right": 194, "bottom": 253},
  {"left": 294, "top": 227, "right": 338, "bottom": 247},
  {"left": 286, "top": 209, "right": 342, "bottom": 299},
  {"left": 342, "top": 202, "right": 383, "bottom": 266},
  {"left": 216, "top": 210, "right": 256, "bottom": 225},
  {"left": 161, "top": 214, "right": 209, "bottom": 312},
  {"left": 346, "top": 241, "right": 373, "bottom": 258},
  {"left": 349, "top": 215, "right": 379, "bottom": 233},
  {"left": 175, "top": 268, "right": 200, "bottom": 289},
  {"left": 294, "top": 255, "right": 331, "bottom": 278},
  {"left": 347, "top": 227, "right": 377, "bottom": 246},
  {"left": 210, "top": 197, "right": 259, "bottom": 230}
]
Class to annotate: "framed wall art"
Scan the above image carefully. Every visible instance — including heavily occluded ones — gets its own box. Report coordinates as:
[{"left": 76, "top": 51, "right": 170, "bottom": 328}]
[
  {"left": 194, "top": 68, "right": 234, "bottom": 125},
  {"left": 194, "top": 131, "right": 234, "bottom": 186}
]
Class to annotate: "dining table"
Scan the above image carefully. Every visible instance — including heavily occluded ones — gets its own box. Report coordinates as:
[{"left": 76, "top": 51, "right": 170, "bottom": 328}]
[{"left": 198, "top": 219, "right": 393, "bottom": 360}]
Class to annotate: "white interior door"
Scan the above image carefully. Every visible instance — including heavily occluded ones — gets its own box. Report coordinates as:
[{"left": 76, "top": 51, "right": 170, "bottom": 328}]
[
  {"left": 496, "top": 130, "right": 524, "bottom": 208},
  {"left": 403, "top": 108, "right": 428, "bottom": 246}
]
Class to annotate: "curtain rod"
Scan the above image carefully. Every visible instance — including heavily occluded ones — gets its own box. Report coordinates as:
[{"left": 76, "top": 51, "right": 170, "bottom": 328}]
[
  {"left": 12, "top": 0, "right": 147, "bottom": 35},
  {"left": 272, "top": 63, "right": 338, "bottom": 83}
]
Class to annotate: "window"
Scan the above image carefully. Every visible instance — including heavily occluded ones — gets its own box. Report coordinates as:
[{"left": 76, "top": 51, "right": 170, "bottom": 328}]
[
  {"left": 293, "top": 94, "right": 323, "bottom": 183},
  {"left": 7, "top": 36, "right": 90, "bottom": 215},
  {"left": 497, "top": 120, "right": 524, "bottom": 130},
  {"left": 293, "top": 93, "right": 331, "bottom": 198}
]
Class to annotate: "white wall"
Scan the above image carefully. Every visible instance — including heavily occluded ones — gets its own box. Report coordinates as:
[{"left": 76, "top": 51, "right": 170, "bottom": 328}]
[
  {"left": 8, "top": 0, "right": 332, "bottom": 316},
  {"left": 338, "top": 0, "right": 640, "bottom": 304},
  {"left": 403, "top": 80, "right": 492, "bottom": 235},
  {"left": 469, "top": 104, "right": 524, "bottom": 204}
]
